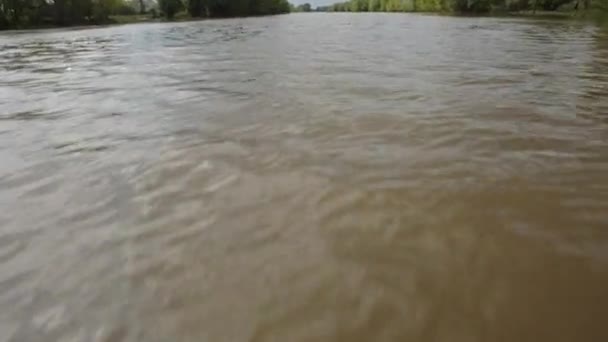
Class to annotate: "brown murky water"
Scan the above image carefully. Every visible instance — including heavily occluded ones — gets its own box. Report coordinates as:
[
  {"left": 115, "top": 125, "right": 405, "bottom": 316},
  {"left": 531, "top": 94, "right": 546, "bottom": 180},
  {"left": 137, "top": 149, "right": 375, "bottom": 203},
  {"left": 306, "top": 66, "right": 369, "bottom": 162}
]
[{"left": 1, "top": 13, "right": 607, "bottom": 342}]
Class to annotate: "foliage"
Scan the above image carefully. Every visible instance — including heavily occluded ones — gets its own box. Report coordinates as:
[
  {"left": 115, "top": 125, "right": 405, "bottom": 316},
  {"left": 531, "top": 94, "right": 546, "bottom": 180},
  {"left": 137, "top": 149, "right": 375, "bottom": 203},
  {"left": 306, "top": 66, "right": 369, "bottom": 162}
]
[
  {"left": 295, "top": 2, "right": 312, "bottom": 11},
  {"left": 0, "top": 0, "right": 131, "bottom": 28},
  {"left": 322, "top": 0, "right": 608, "bottom": 13},
  {"left": 114, "top": 3, "right": 137, "bottom": 15},
  {"left": 0, "top": 0, "right": 290, "bottom": 28},
  {"left": 159, "top": 0, "right": 183, "bottom": 18},
  {"left": 184, "top": 0, "right": 290, "bottom": 18},
  {"left": 94, "top": 0, "right": 123, "bottom": 21}
]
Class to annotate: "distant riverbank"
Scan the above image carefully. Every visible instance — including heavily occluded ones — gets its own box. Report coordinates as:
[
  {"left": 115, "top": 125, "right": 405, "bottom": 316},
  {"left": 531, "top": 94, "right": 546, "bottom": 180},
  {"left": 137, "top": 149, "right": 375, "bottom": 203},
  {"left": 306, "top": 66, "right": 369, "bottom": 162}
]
[
  {"left": 111, "top": 10, "right": 608, "bottom": 26},
  {"left": 313, "top": 0, "right": 606, "bottom": 22},
  {"left": 2, "top": 10, "right": 605, "bottom": 32},
  {"left": 0, "top": 0, "right": 290, "bottom": 31}
]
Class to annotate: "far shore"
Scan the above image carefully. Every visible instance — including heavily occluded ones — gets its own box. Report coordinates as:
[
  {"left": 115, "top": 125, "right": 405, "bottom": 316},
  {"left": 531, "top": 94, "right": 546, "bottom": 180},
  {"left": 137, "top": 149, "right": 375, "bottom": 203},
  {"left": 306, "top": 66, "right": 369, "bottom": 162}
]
[{"left": 0, "top": 10, "right": 602, "bottom": 32}]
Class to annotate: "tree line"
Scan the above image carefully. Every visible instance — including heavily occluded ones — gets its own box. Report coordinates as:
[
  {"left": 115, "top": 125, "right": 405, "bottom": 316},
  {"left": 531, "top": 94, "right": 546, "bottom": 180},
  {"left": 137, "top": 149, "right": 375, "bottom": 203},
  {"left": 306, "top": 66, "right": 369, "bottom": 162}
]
[
  {"left": 166, "top": 0, "right": 290, "bottom": 19},
  {"left": 0, "top": 0, "right": 290, "bottom": 29},
  {"left": 0, "top": 0, "right": 127, "bottom": 28},
  {"left": 1, "top": 0, "right": 605, "bottom": 29},
  {"left": 319, "top": 0, "right": 605, "bottom": 13}
]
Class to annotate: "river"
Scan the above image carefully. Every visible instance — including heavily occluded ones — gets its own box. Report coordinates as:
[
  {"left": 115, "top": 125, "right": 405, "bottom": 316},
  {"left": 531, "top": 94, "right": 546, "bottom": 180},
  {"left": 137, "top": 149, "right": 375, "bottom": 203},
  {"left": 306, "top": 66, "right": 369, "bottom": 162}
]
[{"left": 1, "top": 13, "right": 607, "bottom": 342}]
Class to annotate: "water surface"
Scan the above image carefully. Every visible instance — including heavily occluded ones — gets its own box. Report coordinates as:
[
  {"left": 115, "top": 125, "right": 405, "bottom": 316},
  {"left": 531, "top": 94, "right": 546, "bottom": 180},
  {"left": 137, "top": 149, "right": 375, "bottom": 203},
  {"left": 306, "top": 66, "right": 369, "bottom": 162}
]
[{"left": 1, "top": 13, "right": 607, "bottom": 342}]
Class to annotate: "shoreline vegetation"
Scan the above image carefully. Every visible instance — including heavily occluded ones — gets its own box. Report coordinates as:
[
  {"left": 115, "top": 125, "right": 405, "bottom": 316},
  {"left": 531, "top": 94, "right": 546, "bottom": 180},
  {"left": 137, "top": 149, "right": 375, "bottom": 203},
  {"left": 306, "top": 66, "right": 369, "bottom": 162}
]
[
  {"left": 0, "top": 0, "right": 290, "bottom": 30},
  {"left": 0, "top": 0, "right": 605, "bottom": 30},
  {"left": 312, "top": 0, "right": 607, "bottom": 19}
]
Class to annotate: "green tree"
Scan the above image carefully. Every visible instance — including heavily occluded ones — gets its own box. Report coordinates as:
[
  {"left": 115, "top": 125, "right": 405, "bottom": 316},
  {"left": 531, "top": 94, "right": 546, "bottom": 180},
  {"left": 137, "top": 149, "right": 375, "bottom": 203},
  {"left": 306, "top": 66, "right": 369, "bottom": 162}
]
[
  {"left": 187, "top": 0, "right": 206, "bottom": 17},
  {"left": 93, "top": 0, "right": 122, "bottom": 22},
  {"left": 0, "top": 0, "right": 290, "bottom": 28},
  {"left": 159, "top": 0, "right": 182, "bottom": 18},
  {"left": 296, "top": 2, "right": 312, "bottom": 11},
  {"left": 368, "top": 0, "right": 381, "bottom": 11}
]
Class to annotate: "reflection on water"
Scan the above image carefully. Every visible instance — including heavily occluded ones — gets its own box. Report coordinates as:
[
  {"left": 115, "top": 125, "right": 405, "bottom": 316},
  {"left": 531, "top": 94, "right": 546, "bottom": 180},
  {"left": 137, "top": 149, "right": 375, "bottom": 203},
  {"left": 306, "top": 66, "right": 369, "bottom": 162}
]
[{"left": 1, "top": 13, "right": 608, "bottom": 342}]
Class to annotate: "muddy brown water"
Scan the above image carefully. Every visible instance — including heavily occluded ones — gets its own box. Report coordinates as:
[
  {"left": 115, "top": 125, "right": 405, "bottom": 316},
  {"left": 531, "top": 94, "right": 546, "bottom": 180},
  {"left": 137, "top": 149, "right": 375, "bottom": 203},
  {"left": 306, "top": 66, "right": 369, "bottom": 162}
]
[{"left": 1, "top": 13, "right": 607, "bottom": 342}]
